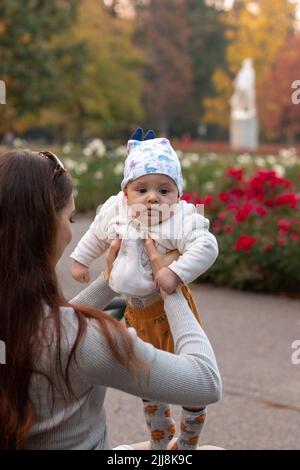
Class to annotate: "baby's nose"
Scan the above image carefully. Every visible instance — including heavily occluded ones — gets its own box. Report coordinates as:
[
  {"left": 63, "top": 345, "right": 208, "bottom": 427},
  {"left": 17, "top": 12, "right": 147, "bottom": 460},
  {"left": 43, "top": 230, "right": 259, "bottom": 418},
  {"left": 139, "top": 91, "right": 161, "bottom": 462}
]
[{"left": 147, "top": 191, "right": 159, "bottom": 203}]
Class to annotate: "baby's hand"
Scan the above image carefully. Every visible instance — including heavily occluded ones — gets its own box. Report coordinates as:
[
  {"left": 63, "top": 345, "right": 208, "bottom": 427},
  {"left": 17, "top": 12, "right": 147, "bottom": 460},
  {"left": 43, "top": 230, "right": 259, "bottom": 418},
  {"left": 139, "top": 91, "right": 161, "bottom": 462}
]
[
  {"left": 155, "top": 267, "right": 182, "bottom": 295},
  {"left": 71, "top": 260, "right": 90, "bottom": 284}
]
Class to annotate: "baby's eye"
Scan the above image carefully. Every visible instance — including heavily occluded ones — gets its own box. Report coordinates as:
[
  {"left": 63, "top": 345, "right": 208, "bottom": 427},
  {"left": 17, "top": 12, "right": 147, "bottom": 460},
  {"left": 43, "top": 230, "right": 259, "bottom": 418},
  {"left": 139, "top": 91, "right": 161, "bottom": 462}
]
[
  {"left": 137, "top": 188, "right": 147, "bottom": 193},
  {"left": 159, "top": 189, "right": 169, "bottom": 195}
]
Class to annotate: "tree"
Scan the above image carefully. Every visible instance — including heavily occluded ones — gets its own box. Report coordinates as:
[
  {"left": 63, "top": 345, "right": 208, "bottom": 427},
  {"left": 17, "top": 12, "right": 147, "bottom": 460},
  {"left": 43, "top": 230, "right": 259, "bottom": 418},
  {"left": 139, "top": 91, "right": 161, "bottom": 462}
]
[
  {"left": 184, "top": 0, "right": 227, "bottom": 135},
  {"left": 0, "top": 0, "right": 81, "bottom": 134},
  {"left": 258, "top": 33, "right": 300, "bottom": 144},
  {"left": 203, "top": 0, "right": 296, "bottom": 134},
  {"left": 41, "top": 0, "right": 144, "bottom": 140},
  {"left": 136, "top": 0, "right": 194, "bottom": 136}
]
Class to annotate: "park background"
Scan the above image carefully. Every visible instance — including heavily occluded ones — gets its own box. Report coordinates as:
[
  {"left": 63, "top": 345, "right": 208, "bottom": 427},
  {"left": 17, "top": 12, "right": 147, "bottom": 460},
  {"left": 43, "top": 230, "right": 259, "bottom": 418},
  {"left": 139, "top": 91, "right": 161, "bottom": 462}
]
[{"left": 1, "top": 0, "right": 300, "bottom": 449}]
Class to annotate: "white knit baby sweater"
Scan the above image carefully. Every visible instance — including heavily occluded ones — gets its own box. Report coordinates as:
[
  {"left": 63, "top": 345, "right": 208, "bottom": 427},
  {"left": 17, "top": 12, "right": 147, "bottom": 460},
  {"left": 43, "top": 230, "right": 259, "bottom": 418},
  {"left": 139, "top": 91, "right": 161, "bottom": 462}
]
[
  {"left": 70, "top": 192, "right": 218, "bottom": 299},
  {"left": 24, "top": 275, "right": 222, "bottom": 449}
]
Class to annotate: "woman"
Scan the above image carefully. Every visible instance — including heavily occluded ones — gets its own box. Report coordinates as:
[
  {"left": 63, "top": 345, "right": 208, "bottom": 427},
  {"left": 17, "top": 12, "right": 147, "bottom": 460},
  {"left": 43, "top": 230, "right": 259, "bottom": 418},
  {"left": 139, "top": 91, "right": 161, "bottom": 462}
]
[{"left": 0, "top": 150, "right": 221, "bottom": 450}]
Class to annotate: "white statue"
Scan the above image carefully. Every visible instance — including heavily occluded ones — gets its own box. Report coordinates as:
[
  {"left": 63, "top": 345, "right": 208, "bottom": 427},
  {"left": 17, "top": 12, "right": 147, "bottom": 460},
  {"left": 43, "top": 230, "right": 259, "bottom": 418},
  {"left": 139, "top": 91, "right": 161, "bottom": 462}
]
[{"left": 230, "top": 58, "right": 256, "bottom": 119}]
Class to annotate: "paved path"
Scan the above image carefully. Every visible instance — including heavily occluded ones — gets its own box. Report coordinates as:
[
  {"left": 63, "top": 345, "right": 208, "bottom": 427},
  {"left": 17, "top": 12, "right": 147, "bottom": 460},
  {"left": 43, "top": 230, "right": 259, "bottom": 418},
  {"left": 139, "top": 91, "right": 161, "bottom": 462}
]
[{"left": 57, "top": 216, "right": 300, "bottom": 450}]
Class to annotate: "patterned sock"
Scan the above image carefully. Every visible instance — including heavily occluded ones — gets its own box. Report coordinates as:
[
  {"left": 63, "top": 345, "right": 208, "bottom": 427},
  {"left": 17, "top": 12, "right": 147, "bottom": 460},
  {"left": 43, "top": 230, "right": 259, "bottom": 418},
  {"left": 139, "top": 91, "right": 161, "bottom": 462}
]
[
  {"left": 143, "top": 400, "right": 176, "bottom": 450},
  {"left": 175, "top": 407, "right": 207, "bottom": 450}
]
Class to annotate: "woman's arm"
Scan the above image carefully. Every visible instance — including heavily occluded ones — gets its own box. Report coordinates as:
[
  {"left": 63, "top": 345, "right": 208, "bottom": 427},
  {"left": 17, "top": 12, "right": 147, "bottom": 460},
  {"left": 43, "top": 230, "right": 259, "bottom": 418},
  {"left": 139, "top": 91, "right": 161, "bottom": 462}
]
[
  {"left": 72, "top": 289, "right": 221, "bottom": 407},
  {"left": 70, "top": 237, "right": 122, "bottom": 310},
  {"left": 70, "top": 272, "right": 117, "bottom": 310},
  {"left": 69, "top": 236, "right": 221, "bottom": 406}
]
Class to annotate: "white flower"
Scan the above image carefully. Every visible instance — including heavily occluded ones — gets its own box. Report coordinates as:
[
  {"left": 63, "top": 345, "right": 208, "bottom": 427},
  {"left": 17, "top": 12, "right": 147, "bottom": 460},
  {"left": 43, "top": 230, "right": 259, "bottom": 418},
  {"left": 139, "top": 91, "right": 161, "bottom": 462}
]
[
  {"left": 176, "top": 150, "right": 184, "bottom": 160},
  {"left": 83, "top": 147, "right": 92, "bottom": 157},
  {"left": 266, "top": 155, "right": 277, "bottom": 165},
  {"left": 83, "top": 138, "right": 106, "bottom": 159},
  {"left": 185, "top": 153, "right": 199, "bottom": 163},
  {"left": 272, "top": 164, "right": 285, "bottom": 177},
  {"left": 208, "top": 152, "right": 217, "bottom": 161},
  {"left": 74, "top": 162, "right": 88, "bottom": 175},
  {"left": 114, "top": 146, "right": 127, "bottom": 158},
  {"left": 204, "top": 181, "right": 216, "bottom": 192},
  {"left": 13, "top": 138, "right": 26, "bottom": 148},
  {"left": 73, "top": 178, "right": 80, "bottom": 187},
  {"left": 254, "top": 157, "right": 265, "bottom": 167},
  {"left": 89, "top": 138, "right": 106, "bottom": 157},
  {"left": 237, "top": 153, "right": 252, "bottom": 165},
  {"left": 95, "top": 170, "right": 103, "bottom": 180},
  {"left": 278, "top": 147, "right": 297, "bottom": 159},
  {"left": 181, "top": 158, "right": 192, "bottom": 169},
  {"left": 73, "top": 188, "right": 79, "bottom": 198},
  {"left": 114, "top": 162, "right": 124, "bottom": 175},
  {"left": 64, "top": 158, "right": 77, "bottom": 171},
  {"left": 62, "top": 143, "right": 73, "bottom": 154}
]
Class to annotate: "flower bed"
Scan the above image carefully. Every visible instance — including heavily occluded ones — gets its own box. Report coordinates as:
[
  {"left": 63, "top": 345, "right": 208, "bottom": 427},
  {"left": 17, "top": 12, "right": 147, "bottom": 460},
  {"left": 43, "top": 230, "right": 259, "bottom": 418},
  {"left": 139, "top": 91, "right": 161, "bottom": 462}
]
[{"left": 183, "top": 166, "right": 300, "bottom": 294}]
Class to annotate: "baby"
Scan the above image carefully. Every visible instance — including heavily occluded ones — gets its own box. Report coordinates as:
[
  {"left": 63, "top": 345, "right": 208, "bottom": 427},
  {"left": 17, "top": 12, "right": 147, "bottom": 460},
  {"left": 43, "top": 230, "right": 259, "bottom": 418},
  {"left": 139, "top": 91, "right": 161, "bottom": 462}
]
[{"left": 71, "top": 128, "right": 218, "bottom": 450}]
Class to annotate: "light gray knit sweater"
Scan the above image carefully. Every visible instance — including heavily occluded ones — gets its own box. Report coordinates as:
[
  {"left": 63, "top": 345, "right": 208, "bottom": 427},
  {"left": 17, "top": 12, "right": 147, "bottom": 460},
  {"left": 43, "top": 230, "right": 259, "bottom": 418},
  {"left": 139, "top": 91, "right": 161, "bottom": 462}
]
[{"left": 25, "top": 275, "right": 221, "bottom": 449}]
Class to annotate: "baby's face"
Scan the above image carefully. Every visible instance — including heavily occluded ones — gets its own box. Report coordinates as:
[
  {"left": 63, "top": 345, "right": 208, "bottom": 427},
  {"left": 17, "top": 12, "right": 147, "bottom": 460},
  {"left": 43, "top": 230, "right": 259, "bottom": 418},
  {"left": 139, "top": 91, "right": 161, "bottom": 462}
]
[{"left": 124, "top": 174, "right": 179, "bottom": 225}]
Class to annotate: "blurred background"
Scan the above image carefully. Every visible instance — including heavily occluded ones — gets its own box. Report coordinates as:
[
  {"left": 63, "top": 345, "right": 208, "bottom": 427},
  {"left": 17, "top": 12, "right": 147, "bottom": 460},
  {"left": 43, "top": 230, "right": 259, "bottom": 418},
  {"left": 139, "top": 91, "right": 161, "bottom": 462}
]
[
  {"left": 1, "top": 0, "right": 299, "bottom": 295},
  {"left": 1, "top": 0, "right": 300, "bottom": 449},
  {"left": 2, "top": 0, "right": 300, "bottom": 144}
]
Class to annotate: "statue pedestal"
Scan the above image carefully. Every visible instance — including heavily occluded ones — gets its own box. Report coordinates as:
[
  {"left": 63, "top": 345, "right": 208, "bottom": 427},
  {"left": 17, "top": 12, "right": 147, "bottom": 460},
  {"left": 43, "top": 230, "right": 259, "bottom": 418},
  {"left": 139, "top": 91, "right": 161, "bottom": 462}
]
[{"left": 230, "top": 115, "right": 258, "bottom": 151}]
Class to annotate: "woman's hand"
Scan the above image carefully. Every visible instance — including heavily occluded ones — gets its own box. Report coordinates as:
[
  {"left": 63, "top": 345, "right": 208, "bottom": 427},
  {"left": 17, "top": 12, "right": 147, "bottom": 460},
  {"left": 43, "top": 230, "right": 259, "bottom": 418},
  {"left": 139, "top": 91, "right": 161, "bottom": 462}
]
[
  {"left": 144, "top": 236, "right": 181, "bottom": 298},
  {"left": 103, "top": 235, "right": 122, "bottom": 282}
]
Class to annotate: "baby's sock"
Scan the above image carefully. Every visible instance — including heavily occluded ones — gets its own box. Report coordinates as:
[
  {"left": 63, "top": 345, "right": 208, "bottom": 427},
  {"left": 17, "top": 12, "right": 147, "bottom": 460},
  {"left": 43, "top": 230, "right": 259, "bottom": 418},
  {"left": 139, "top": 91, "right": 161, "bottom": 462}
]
[
  {"left": 175, "top": 407, "right": 207, "bottom": 450},
  {"left": 143, "top": 400, "right": 176, "bottom": 450}
]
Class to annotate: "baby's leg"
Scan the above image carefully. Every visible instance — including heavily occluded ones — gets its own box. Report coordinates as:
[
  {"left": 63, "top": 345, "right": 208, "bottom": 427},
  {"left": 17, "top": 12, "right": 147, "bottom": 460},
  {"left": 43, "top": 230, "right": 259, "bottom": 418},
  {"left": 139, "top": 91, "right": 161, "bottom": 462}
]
[
  {"left": 142, "top": 399, "right": 176, "bottom": 450},
  {"left": 171, "top": 406, "right": 207, "bottom": 450}
]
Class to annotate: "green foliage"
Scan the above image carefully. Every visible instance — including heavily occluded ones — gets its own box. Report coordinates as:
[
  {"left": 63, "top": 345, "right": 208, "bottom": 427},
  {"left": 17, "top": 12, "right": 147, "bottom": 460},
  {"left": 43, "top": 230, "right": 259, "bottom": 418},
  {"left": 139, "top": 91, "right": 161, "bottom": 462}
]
[
  {"left": 0, "top": 0, "right": 144, "bottom": 139},
  {"left": 0, "top": 0, "right": 81, "bottom": 131}
]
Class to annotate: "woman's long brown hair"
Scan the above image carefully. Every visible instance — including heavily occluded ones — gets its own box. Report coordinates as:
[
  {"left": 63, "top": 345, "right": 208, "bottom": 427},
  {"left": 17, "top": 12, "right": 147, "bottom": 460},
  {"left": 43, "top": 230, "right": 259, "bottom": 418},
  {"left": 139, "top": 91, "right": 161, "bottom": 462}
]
[{"left": 0, "top": 150, "right": 142, "bottom": 449}]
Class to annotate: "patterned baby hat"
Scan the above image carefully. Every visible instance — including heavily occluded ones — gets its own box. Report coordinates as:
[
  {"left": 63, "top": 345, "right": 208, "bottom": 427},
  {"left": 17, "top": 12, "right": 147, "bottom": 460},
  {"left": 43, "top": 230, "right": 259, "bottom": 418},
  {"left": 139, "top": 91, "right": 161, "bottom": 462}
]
[{"left": 121, "top": 128, "right": 183, "bottom": 196}]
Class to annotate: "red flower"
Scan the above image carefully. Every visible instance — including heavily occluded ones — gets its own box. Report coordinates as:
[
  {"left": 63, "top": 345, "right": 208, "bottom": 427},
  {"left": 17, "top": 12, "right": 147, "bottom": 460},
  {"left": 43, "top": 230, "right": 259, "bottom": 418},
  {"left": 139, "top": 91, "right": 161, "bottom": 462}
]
[
  {"left": 278, "top": 237, "right": 287, "bottom": 247},
  {"left": 224, "top": 225, "right": 233, "bottom": 234},
  {"left": 227, "top": 167, "right": 244, "bottom": 181},
  {"left": 219, "top": 192, "right": 229, "bottom": 202},
  {"left": 203, "top": 195, "right": 213, "bottom": 207},
  {"left": 264, "top": 243, "right": 273, "bottom": 252},
  {"left": 235, "top": 208, "right": 249, "bottom": 222},
  {"left": 255, "top": 207, "right": 267, "bottom": 216},
  {"left": 182, "top": 192, "right": 202, "bottom": 205},
  {"left": 290, "top": 233, "right": 300, "bottom": 243},
  {"left": 235, "top": 235, "right": 257, "bottom": 252},
  {"left": 274, "top": 193, "right": 298, "bottom": 209},
  {"left": 235, "top": 202, "right": 255, "bottom": 222},
  {"left": 218, "top": 211, "right": 227, "bottom": 221},
  {"left": 212, "top": 220, "right": 222, "bottom": 234},
  {"left": 277, "top": 219, "right": 292, "bottom": 233}
]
